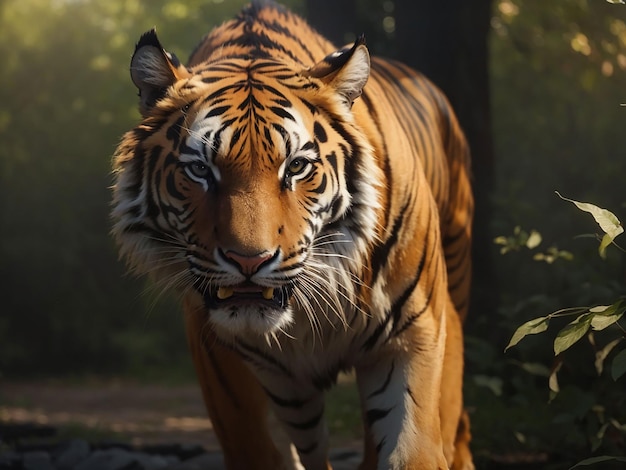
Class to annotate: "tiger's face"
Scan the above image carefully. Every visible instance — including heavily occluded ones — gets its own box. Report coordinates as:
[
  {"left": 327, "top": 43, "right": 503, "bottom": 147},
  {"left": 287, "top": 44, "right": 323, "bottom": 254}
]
[{"left": 112, "top": 32, "right": 381, "bottom": 339}]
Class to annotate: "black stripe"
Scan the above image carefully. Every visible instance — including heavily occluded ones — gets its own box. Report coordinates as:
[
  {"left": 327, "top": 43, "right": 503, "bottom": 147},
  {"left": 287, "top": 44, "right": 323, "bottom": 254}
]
[
  {"left": 362, "top": 312, "right": 392, "bottom": 352},
  {"left": 392, "top": 284, "right": 434, "bottom": 338},
  {"left": 367, "top": 361, "right": 394, "bottom": 399},
  {"left": 166, "top": 115, "right": 185, "bottom": 148},
  {"left": 126, "top": 146, "right": 145, "bottom": 200},
  {"left": 262, "top": 83, "right": 289, "bottom": 101},
  {"left": 236, "top": 340, "right": 293, "bottom": 377},
  {"left": 286, "top": 407, "right": 324, "bottom": 431},
  {"left": 145, "top": 146, "right": 164, "bottom": 219},
  {"left": 312, "top": 174, "right": 327, "bottom": 194},
  {"left": 229, "top": 126, "right": 243, "bottom": 150},
  {"left": 166, "top": 171, "right": 184, "bottom": 201},
  {"left": 314, "top": 121, "right": 327, "bottom": 143},
  {"left": 270, "top": 106, "right": 295, "bottom": 121},
  {"left": 366, "top": 407, "right": 393, "bottom": 428},
  {"left": 375, "top": 438, "right": 386, "bottom": 455},
  {"left": 178, "top": 139, "right": 201, "bottom": 157},
  {"left": 406, "top": 386, "right": 419, "bottom": 407},
  {"left": 389, "top": 221, "right": 439, "bottom": 338},
  {"left": 295, "top": 441, "right": 318, "bottom": 455},
  {"left": 370, "top": 200, "right": 409, "bottom": 283},
  {"left": 158, "top": 153, "right": 186, "bottom": 220},
  {"left": 206, "top": 105, "right": 230, "bottom": 118},
  {"left": 263, "top": 388, "right": 308, "bottom": 409},
  {"left": 205, "top": 346, "right": 241, "bottom": 410}
]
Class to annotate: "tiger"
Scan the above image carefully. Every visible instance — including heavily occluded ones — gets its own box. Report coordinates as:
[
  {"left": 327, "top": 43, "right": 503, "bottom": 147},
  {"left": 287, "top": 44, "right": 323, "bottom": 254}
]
[{"left": 111, "top": 1, "right": 474, "bottom": 469}]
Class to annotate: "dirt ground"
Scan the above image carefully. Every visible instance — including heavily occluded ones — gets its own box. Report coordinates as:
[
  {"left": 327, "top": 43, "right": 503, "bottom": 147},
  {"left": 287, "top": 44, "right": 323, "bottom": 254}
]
[
  {"left": 0, "top": 381, "right": 562, "bottom": 469},
  {"left": 0, "top": 380, "right": 221, "bottom": 449}
]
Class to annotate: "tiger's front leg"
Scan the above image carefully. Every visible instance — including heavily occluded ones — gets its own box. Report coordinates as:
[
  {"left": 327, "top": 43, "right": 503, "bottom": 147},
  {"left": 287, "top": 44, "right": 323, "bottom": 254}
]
[
  {"left": 251, "top": 373, "right": 332, "bottom": 470},
  {"left": 356, "top": 311, "right": 449, "bottom": 470},
  {"left": 183, "top": 299, "right": 291, "bottom": 470}
]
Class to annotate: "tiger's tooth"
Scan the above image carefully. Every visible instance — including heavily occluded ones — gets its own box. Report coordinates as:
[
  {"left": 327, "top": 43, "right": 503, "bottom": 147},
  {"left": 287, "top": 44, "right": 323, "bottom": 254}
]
[
  {"left": 262, "top": 288, "right": 274, "bottom": 300},
  {"left": 217, "top": 287, "right": 234, "bottom": 299}
]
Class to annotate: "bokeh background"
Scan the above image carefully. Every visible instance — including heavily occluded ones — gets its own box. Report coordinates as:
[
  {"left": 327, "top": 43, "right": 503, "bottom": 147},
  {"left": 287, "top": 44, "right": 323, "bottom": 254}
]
[{"left": 1, "top": 0, "right": 625, "bottom": 466}]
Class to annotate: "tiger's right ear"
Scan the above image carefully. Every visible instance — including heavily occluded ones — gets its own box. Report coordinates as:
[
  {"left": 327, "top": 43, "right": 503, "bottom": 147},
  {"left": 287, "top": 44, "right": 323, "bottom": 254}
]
[
  {"left": 304, "top": 35, "right": 370, "bottom": 109},
  {"left": 130, "top": 29, "right": 190, "bottom": 115}
]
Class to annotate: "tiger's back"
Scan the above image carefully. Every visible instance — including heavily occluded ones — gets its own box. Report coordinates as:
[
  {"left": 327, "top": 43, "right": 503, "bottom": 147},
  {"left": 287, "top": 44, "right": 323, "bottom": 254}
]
[
  {"left": 359, "top": 57, "right": 473, "bottom": 320},
  {"left": 112, "top": 2, "right": 473, "bottom": 469}
]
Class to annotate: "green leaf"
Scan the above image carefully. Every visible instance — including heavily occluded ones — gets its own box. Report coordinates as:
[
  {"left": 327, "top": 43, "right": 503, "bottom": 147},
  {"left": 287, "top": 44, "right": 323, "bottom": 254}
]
[
  {"left": 591, "top": 311, "right": 624, "bottom": 330},
  {"left": 554, "top": 315, "right": 592, "bottom": 355},
  {"left": 526, "top": 230, "right": 542, "bottom": 249},
  {"left": 555, "top": 192, "right": 623, "bottom": 236},
  {"left": 519, "top": 361, "right": 550, "bottom": 377},
  {"left": 610, "top": 418, "right": 626, "bottom": 431},
  {"left": 569, "top": 456, "right": 626, "bottom": 469},
  {"left": 549, "top": 360, "right": 562, "bottom": 394},
  {"left": 589, "top": 305, "right": 610, "bottom": 313},
  {"left": 599, "top": 233, "right": 613, "bottom": 259},
  {"left": 472, "top": 375, "right": 503, "bottom": 396},
  {"left": 595, "top": 339, "right": 622, "bottom": 375},
  {"left": 591, "top": 422, "right": 611, "bottom": 451},
  {"left": 590, "top": 301, "right": 625, "bottom": 330},
  {"left": 555, "top": 192, "right": 623, "bottom": 258},
  {"left": 590, "top": 301, "right": 623, "bottom": 315},
  {"left": 493, "top": 236, "right": 508, "bottom": 245},
  {"left": 611, "top": 349, "right": 626, "bottom": 381},
  {"left": 505, "top": 316, "right": 549, "bottom": 351}
]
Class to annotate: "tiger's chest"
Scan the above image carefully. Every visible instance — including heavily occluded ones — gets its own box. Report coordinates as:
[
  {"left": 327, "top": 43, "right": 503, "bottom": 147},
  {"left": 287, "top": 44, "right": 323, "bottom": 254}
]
[{"left": 229, "top": 285, "right": 395, "bottom": 388}]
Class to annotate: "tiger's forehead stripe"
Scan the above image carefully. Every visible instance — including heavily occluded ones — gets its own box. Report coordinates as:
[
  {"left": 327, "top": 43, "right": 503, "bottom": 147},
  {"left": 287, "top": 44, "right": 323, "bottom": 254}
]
[{"left": 183, "top": 63, "right": 316, "bottom": 169}]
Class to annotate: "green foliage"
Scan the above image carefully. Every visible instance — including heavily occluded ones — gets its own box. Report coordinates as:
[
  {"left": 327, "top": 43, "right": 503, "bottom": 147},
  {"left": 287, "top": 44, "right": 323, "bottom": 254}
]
[
  {"left": 494, "top": 226, "right": 543, "bottom": 254},
  {"left": 494, "top": 225, "right": 574, "bottom": 263},
  {"left": 503, "top": 199, "right": 626, "bottom": 467},
  {"left": 506, "top": 198, "right": 625, "bottom": 377},
  {"left": 471, "top": 4, "right": 626, "bottom": 462}
]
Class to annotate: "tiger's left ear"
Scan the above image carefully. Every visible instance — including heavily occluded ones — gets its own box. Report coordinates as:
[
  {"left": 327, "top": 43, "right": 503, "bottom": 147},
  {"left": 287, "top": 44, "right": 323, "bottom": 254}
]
[
  {"left": 130, "top": 29, "right": 191, "bottom": 115},
  {"left": 305, "top": 35, "right": 370, "bottom": 108}
]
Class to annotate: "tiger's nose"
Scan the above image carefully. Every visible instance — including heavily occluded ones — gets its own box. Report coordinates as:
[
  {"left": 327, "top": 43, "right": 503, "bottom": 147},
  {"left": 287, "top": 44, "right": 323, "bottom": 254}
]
[{"left": 221, "top": 249, "right": 276, "bottom": 276}]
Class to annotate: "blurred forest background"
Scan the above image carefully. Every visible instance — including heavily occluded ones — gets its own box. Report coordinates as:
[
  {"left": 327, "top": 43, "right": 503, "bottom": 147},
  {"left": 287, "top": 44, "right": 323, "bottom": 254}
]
[{"left": 1, "top": 0, "right": 625, "bottom": 465}]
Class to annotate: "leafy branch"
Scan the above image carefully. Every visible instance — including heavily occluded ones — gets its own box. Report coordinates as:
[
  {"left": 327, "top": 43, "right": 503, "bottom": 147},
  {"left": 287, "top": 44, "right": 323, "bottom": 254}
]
[
  {"left": 506, "top": 300, "right": 626, "bottom": 380},
  {"left": 506, "top": 195, "right": 625, "bottom": 380}
]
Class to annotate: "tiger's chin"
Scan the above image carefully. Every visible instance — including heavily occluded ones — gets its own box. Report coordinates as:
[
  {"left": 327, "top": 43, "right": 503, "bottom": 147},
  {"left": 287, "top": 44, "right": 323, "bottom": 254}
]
[{"left": 203, "top": 283, "right": 296, "bottom": 338}]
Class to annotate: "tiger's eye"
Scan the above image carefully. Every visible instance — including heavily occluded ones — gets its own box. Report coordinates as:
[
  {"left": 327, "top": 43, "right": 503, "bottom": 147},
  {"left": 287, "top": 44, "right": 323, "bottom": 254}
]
[
  {"left": 189, "top": 162, "right": 210, "bottom": 178},
  {"left": 287, "top": 158, "right": 308, "bottom": 175}
]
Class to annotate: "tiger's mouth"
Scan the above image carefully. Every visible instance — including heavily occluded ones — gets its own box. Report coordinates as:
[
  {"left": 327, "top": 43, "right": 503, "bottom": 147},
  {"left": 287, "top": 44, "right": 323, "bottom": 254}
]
[{"left": 203, "top": 282, "right": 293, "bottom": 310}]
